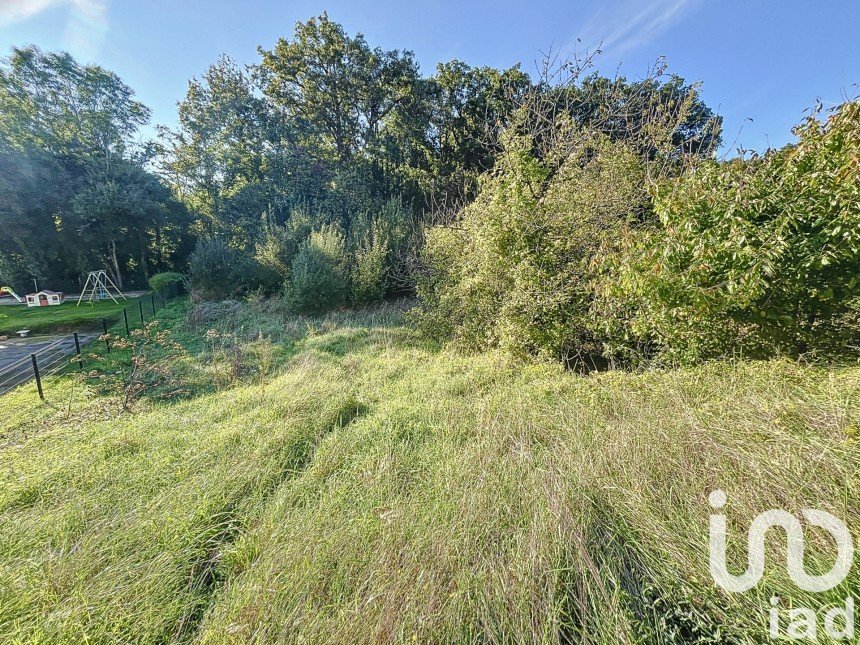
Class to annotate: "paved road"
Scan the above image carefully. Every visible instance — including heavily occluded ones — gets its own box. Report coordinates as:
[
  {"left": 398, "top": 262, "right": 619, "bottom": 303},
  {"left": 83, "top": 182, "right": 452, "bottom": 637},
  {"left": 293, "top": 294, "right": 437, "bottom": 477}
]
[
  {"left": 0, "top": 335, "right": 77, "bottom": 371},
  {"left": 1, "top": 337, "right": 64, "bottom": 368},
  {"left": 0, "top": 335, "right": 97, "bottom": 396}
]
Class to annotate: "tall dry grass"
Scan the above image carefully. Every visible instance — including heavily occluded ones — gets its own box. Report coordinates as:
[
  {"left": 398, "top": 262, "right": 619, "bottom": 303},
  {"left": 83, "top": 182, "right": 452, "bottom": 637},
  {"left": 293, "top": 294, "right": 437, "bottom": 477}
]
[{"left": 0, "top": 300, "right": 857, "bottom": 642}]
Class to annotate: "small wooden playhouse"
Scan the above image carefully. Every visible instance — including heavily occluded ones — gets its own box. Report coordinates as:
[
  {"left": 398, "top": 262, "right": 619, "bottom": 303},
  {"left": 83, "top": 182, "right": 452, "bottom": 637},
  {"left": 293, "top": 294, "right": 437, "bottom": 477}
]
[{"left": 26, "top": 290, "right": 65, "bottom": 307}]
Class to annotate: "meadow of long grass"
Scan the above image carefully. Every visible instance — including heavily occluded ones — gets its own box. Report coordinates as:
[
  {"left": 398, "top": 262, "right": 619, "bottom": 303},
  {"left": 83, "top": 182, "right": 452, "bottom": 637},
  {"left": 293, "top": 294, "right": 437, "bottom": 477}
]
[{"left": 0, "top": 299, "right": 857, "bottom": 642}]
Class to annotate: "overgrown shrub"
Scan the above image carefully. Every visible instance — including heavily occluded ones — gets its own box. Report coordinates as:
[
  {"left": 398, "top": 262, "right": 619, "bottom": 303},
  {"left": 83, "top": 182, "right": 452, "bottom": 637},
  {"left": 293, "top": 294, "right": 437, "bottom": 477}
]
[
  {"left": 348, "top": 198, "right": 411, "bottom": 306},
  {"left": 252, "top": 197, "right": 412, "bottom": 311},
  {"left": 416, "top": 126, "right": 649, "bottom": 366},
  {"left": 286, "top": 225, "right": 349, "bottom": 313},
  {"left": 615, "top": 100, "right": 860, "bottom": 364},
  {"left": 148, "top": 272, "right": 185, "bottom": 294},
  {"left": 351, "top": 232, "right": 387, "bottom": 306},
  {"left": 418, "top": 99, "right": 860, "bottom": 367},
  {"left": 190, "top": 238, "right": 279, "bottom": 301},
  {"left": 189, "top": 239, "right": 238, "bottom": 300},
  {"left": 254, "top": 220, "right": 292, "bottom": 282},
  {"left": 254, "top": 205, "right": 326, "bottom": 282}
]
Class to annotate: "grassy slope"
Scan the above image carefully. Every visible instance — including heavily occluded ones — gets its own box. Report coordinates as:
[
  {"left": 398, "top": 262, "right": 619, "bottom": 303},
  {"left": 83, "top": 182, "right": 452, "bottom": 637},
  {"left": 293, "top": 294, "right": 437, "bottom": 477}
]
[
  {"left": 0, "top": 298, "right": 143, "bottom": 335},
  {"left": 0, "top": 299, "right": 857, "bottom": 643}
]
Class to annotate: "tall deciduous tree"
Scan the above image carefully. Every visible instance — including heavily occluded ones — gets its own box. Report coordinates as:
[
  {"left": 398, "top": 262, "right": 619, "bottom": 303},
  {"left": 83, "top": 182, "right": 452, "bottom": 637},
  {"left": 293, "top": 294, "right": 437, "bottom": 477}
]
[
  {"left": 0, "top": 46, "right": 149, "bottom": 159},
  {"left": 160, "top": 56, "right": 268, "bottom": 238},
  {"left": 425, "top": 60, "right": 530, "bottom": 200},
  {"left": 258, "top": 13, "right": 421, "bottom": 166},
  {"left": 0, "top": 46, "right": 189, "bottom": 291}
]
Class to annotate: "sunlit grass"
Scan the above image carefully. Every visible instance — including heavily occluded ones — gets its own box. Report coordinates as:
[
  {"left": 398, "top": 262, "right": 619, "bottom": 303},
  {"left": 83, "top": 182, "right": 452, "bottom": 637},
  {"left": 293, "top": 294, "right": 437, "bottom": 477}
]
[
  {"left": 0, "top": 297, "right": 145, "bottom": 335},
  {"left": 0, "top": 299, "right": 857, "bottom": 642}
]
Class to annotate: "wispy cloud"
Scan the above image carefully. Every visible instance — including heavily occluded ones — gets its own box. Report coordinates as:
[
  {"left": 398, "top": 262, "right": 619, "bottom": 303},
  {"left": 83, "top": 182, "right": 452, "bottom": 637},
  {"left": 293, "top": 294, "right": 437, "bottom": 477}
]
[
  {"left": 62, "top": 0, "right": 108, "bottom": 60},
  {"left": 0, "top": 0, "right": 108, "bottom": 60},
  {"left": 574, "top": 0, "right": 701, "bottom": 60}
]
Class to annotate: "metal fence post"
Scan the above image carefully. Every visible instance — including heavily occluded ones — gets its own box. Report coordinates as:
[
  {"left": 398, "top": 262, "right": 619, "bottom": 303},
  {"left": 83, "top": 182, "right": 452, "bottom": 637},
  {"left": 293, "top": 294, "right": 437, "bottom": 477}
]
[
  {"left": 123, "top": 308, "right": 130, "bottom": 336},
  {"left": 74, "top": 332, "right": 83, "bottom": 369},
  {"left": 102, "top": 318, "right": 110, "bottom": 353},
  {"left": 151, "top": 294, "right": 156, "bottom": 317},
  {"left": 139, "top": 299, "right": 145, "bottom": 324},
  {"left": 31, "top": 354, "right": 43, "bottom": 400}
]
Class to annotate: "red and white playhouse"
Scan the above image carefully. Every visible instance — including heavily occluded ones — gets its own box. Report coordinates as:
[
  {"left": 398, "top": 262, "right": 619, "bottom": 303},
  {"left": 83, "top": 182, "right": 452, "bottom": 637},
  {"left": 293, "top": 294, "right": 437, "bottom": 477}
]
[{"left": 25, "top": 290, "right": 65, "bottom": 307}]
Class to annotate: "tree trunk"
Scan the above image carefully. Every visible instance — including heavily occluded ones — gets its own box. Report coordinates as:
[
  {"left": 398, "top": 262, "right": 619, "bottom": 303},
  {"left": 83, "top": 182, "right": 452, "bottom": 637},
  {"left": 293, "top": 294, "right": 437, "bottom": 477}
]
[
  {"left": 139, "top": 230, "right": 150, "bottom": 281},
  {"left": 110, "top": 240, "right": 124, "bottom": 290},
  {"left": 156, "top": 226, "right": 163, "bottom": 267}
]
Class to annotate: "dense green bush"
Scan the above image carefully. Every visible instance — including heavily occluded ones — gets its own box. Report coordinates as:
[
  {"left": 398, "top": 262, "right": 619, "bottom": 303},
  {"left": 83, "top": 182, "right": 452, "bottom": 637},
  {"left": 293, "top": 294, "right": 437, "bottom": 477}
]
[
  {"left": 148, "top": 272, "right": 185, "bottom": 294},
  {"left": 254, "top": 205, "right": 325, "bottom": 283},
  {"left": 416, "top": 126, "right": 649, "bottom": 366},
  {"left": 190, "top": 238, "right": 280, "bottom": 301},
  {"left": 189, "top": 239, "right": 238, "bottom": 300},
  {"left": 614, "top": 101, "right": 860, "bottom": 363},
  {"left": 254, "top": 198, "right": 413, "bottom": 311},
  {"left": 286, "top": 225, "right": 349, "bottom": 313},
  {"left": 417, "top": 99, "right": 860, "bottom": 367},
  {"left": 348, "top": 198, "right": 411, "bottom": 306},
  {"left": 350, "top": 230, "right": 387, "bottom": 306}
]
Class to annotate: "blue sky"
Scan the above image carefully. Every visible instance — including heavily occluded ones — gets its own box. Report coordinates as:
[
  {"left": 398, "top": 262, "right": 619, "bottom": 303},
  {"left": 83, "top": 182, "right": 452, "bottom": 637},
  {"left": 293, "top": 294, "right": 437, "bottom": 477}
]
[{"left": 1, "top": 0, "right": 858, "bottom": 154}]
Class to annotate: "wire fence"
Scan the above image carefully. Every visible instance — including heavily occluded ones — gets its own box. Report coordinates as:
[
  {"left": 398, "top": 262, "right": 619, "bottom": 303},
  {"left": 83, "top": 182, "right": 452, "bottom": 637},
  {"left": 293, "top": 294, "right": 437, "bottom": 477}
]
[{"left": 0, "top": 284, "right": 181, "bottom": 400}]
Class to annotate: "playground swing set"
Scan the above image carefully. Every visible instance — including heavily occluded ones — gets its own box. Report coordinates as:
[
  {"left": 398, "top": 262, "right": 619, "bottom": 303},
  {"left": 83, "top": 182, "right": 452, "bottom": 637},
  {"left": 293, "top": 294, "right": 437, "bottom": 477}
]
[
  {"left": 1, "top": 270, "right": 126, "bottom": 309},
  {"left": 76, "top": 270, "right": 127, "bottom": 306}
]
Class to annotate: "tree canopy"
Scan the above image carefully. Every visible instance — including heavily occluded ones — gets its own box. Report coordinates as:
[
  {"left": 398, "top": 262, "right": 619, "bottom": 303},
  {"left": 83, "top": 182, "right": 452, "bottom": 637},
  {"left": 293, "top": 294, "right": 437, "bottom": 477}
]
[
  {"left": 17, "top": 16, "right": 852, "bottom": 370},
  {"left": 0, "top": 46, "right": 189, "bottom": 292}
]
